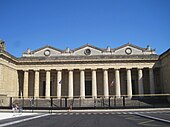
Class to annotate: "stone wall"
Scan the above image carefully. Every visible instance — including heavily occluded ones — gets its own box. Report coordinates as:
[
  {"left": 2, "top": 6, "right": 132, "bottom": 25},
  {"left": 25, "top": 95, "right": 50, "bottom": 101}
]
[
  {"left": 0, "top": 64, "right": 18, "bottom": 97},
  {"left": 160, "top": 49, "right": 170, "bottom": 101}
]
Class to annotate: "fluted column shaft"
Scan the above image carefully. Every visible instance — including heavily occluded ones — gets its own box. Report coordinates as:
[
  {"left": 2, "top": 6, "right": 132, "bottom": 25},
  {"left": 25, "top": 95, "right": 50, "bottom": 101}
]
[
  {"left": 127, "top": 69, "right": 132, "bottom": 98},
  {"left": 23, "top": 71, "right": 29, "bottom": 97},
  {"left": 57, "top": 70, "right": 62, "bottom": 99},
  {"left": 103, "top": 69, "right": 109, "bottom": 98},
  {"left": 115, "top": 69, "right": 121, "bottom": 98},
  {"left": 92, "top": 70, "right": 97, "bottom": 98},
  {"left": 68, "top": 70, "right": 73, "bottom": 98},
  {"left": 34, "top": 70, "right": 39, "bottom": 98},
  {"left": 46, "top": 70, "right": 51, "bottom": 98},
  {"left": 80, "top": 70, "right": 85, "bottom": 99},
  {"left": 138, "top": 69, "right": 144, "bottom": 95}
]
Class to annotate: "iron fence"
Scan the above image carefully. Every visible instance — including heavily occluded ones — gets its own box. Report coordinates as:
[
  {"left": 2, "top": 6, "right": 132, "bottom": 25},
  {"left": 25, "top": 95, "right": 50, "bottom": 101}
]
[{"left": 0, "top": 94, "right": 170, "bottom": 110}]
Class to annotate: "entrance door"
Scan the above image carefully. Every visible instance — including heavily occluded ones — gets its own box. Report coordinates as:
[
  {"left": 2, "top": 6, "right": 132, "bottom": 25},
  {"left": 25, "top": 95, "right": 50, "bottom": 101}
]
[
  {"left": 85, "top": 81, "right": 92, "bottom": 97},
  {"left": 43, "top": 81, "right": 46, "bottom": 97}
]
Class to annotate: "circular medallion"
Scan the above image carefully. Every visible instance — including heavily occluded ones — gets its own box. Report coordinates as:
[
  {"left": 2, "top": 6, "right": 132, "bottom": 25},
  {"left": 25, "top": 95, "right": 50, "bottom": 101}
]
[
  {"left": 44, "top": 50, "right": 51, "bottom": 56},
  {"left": 125, "top": 48, "right": 132, "bottom": 55},
  {"left": 84, "top": 49, "right": 91, "bottom": 55}
]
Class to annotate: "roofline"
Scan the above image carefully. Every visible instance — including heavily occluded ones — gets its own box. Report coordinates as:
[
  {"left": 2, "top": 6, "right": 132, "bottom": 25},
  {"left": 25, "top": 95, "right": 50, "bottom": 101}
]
[
  {"left": 112, "top": 42, "right": 145, "bottom": 51},
  {"left": 73, "top": 44, "right": 103, "bottom": 52},
  {"left": 31, "top": 45, "right": 63, "bottom": 53},
  {"left": 159, "top": 48, "right": 170, "bottom": 60}
]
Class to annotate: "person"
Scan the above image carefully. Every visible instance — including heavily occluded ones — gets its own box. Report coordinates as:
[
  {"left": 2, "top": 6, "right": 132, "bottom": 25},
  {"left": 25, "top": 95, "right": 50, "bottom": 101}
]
[
  {"left": 12, "top": 103, "right": 21, "bottom": 113},
  {"left": 68, "top": 100, "right": 73, "bottom": 112},
  {"left": 12, "top": 103, "right": 16, "bottom": 113}
]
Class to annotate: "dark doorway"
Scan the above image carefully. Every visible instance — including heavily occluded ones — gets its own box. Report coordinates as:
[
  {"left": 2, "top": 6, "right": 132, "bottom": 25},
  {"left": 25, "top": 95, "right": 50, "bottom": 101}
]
[
  {"left": 43, "top": 81, "right": 46, "bottom": 97},
  {"left": 85, "top": 80, "right": 92, "bottom": 97},
  {"left": 132, "top": 79, "right": 137, "bottom": 95}
]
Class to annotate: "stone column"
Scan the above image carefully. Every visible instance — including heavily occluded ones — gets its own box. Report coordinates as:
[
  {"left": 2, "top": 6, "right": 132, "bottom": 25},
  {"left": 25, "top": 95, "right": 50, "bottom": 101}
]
[
  {"left": 23, "top": 70, "right": 29, "bottom": 97},
  {"left": 149, "top": 68, "right": 155, "bottom": 94},
  {"left": 92, "top": 70, "right": 97, "bottom": 98},
  {"left": 103, "top": 69, "right": 109, "bottom": 98},
  {"left": 80, "top": 70, "right": 85, "bottom": 99},
  {"left": 15, "top": 70, "right": 19, "bottom": 97},
  {"left": 115, "top": 69, "right": 121, "bottom": 98},
  {"left": 68, "top": 70, "right": 73, "bottom": 98},
  {"left": 127, "top": 69, "right": 132, "bottom": 98},
  {"left": 46, "top": 70, "right": 51, "bottom": 98},
  {"left": 34, "top": 70, "right": 39, "bottom": 98},
  {"left": 57, "top": 70, "right": 62, "bottom": 99},
  {"left": 138, "top": 68, "right": 144, "bottom": 95}
]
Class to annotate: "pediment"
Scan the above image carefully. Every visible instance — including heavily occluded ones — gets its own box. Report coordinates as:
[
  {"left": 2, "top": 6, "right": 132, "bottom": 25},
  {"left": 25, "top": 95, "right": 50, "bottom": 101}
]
[
  {"left": 24, "top": 45, "right": 62, "bottom": 57},
  {"left": 73, "top": 44, "right": 103, "bottom": 56},
  {"left": 22, "top": 43, "right": 156, "bottom": 57},
  {"left": 114, "top": 43, "right": 144, "bottom": 55}
]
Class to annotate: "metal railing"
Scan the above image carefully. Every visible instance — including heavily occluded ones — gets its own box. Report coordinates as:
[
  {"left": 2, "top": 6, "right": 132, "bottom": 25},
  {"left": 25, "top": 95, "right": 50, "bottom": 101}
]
[{"left": 0, "top": 94, "right": 170, "bottom": 110}]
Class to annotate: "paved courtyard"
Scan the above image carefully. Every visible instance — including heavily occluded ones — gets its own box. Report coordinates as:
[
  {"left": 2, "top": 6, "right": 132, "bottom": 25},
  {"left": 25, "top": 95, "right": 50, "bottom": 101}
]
[{"left": 0, "top": 109, "right": 170, "bottom": 127}]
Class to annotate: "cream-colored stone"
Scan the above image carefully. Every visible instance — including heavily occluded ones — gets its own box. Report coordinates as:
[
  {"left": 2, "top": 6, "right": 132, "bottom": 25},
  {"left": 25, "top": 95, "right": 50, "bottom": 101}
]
[
  {"left": 45, "top": 70, "right": 50, "bottom": 98},
  {"left": 0, "top": 43, "right": 167, "bottom": 100}
]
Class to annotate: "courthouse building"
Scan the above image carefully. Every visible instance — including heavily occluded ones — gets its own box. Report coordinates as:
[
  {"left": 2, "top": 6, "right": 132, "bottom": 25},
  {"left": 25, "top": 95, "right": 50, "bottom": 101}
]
[{"left": 0, "top": 40, "right": 169, "bottom": 101}]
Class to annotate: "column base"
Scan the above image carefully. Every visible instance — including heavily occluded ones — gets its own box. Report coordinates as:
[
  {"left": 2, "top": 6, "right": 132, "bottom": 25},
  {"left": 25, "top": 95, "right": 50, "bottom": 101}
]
[
  {"left": 80, "top": 96, "right": 85, "bottom": 99},
  {"left": 127, "top": 96, "right": 132, "bottom": 99}
]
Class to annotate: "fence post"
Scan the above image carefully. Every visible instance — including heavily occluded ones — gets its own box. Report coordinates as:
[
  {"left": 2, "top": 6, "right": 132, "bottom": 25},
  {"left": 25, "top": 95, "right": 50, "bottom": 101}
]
[
  {"left": 50, "top": 97, "right": 53, "bottom": 107},
  {"left": 65, "top": 97, "right": 67, "bottom": 108},
  {"left": 123, "top": 96, "right": 125, "bottom": 107},
  {"left": 114, "top": 96, "right": 116, "bottom": 107},
  {"left": 22, "top": 97, "right": 24, "bottom": 108},
  {"left": 109, "top": 97, "right": 111, "bottom": 108},
  {"left": 60, "top": 98, "right": 62, "bottom": 107},
  {"left": 102, "top": 97, "right": 105, "bottom": 107},
  {"left": 94, "top": 98, "right": 96, "bottom": 109},
  {"left": 79, "top": 97, "right": 81, "bottom": 107},
  {"left": 9, "top": 97, "right": 12, "bottom": 107}
]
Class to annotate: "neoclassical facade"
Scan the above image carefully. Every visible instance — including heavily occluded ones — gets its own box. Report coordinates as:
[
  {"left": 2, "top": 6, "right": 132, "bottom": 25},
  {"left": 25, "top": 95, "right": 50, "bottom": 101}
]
[{"left": 1, "top": 40, "right": 169, "bottom": 100}]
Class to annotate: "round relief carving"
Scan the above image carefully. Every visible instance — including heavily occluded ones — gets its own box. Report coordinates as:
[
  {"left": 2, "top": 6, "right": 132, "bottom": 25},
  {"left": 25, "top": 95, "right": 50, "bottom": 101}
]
[
  {"left": 125, "top": 48, "right": 132, "bottom": 55},
  {"left": 84, "top": 49, "right": 91, "bottom": 55},
  {"left": 44, "top": 50, "right": 51, "bottom": 56}
]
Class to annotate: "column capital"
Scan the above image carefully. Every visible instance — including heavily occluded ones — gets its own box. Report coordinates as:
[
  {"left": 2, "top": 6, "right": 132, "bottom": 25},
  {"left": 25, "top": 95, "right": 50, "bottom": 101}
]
[
  {"left": 34, "top": 69, "right": 40, "bottom": 72},
  {"left": 79, "top": 69, "right": 85, "bottom": 71},
  {"left": 114, "top": 68, "right": 120, "bottom": 70},
  {"left": 149, "top": 67, "right": 154, "bottom": 70},
  {"left": 23, "top": 69, "right": 29, "bottom": 72},
  {"left": 103, "top": 68, "right": 109, "bottom": 70},
  {"left": 126, "top": 68, "right": 132, "bottom": 70},
  {"left": 55, "top": 68, "right": 62, "bottom": 71},
  {"left": 91, "top": 69, "right": 97, "bottom": 71},
  {"left": 68, "top": 69, "right": 74, "bottom": 71},
  {"left": 137, "top": 67, "right": 143, "bottom": 70},
  {"left": 103, "top": 69, "right": 109, "bottom": 72},
  {"left": 56, "top": 69, "right": 62, "bottom": 72},
  {"left": 45, "top": 69, "right": 51, "bottom": 72}
]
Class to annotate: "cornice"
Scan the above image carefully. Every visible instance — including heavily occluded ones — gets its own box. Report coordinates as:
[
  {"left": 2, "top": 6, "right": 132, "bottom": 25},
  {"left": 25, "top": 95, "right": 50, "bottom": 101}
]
[{"left": 0, "top": 49, "right": 159, "bottom": 66}]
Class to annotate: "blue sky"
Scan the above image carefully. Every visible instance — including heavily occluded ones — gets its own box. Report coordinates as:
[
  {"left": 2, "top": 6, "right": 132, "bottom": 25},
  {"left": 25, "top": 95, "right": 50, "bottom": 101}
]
[{"left": 0, "top": 0, "right": 170, "bottom": 57}]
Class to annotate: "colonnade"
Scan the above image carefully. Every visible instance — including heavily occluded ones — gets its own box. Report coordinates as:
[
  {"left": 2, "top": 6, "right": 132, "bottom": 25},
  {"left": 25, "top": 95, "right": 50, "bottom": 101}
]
[{"left": 23, "top": 68, "right": 155, "bottom": 99}]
